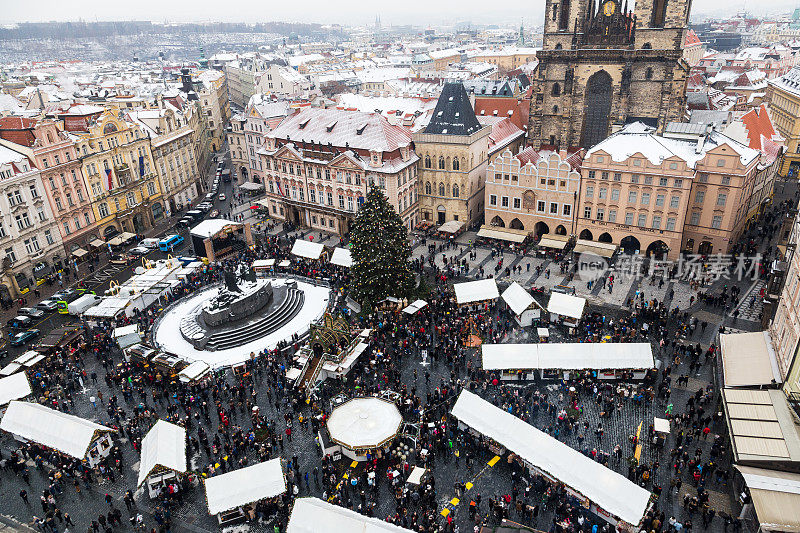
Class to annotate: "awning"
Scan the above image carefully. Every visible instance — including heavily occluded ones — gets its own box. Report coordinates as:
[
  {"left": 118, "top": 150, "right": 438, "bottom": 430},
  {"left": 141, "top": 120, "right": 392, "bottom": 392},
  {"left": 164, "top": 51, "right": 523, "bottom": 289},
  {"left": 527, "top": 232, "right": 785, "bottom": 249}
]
[
  {"left": 287, "top": 498, "right": 416, "bottom": 533},
  {"left": 204, "top": 459, "right": 286, "bottom": 515},
  {"left": 547, "top": 292, "right": 587, "bottom": 319},
  {"left": 402, "top": 299, "right": 429, "bottom": 315},
  {"left": 476, "top": 225, "right": 528, "bottom": 243},
  {"left": 72, "top": 248, "right": 89, "bottom": 258},
  {"left": 107, "top": 236, "right": 124, "bottom": 247},
  {"left": 720, "top": 331, "right": 782, "bottom": 387},
  {"left": 501, "top": 282, "right": 538, "bottom": 316},
  {"left": 119, "top": 232, "right": 137, "bottom": 242},
  {"left": 240, "top": 181, "right": 265, "bottom": 191},
  {"left": 253, "top": 259, "right": 276, "bottom": 268},
  {"left": 454, "top": 278, "right": 499, "bottom": 304},
  {"left": 438, "top": 220, "right": 464, "bottom": 234},
  {"left": 89, "top": 239, "right": 105, "bottom": 248},
  {"left": 0, "top": 373, "right": 32, "bottom": 406},
  {"left": 654, "top": 417, "right": 671, "bottom": 433},
  {"left": 481, "top": 342, "right": 654, "bottom": 371},
  {"left": 573, "top": 239, "right": 617, "bottom": 258},
  {"left": 538, "top": 236, "right": 568, "bottom": 250},
  {"left": 291, "top": 239, "right": 324, "bottom": 260},
  {"left": 278, "top": 260, "right": 291, "bottom": 267},
  {"left": 330, "top": 247, "right": 352, "bottom": 268},
  {"left": 737, "top": 465, "right": 800, "bottom": 532}
]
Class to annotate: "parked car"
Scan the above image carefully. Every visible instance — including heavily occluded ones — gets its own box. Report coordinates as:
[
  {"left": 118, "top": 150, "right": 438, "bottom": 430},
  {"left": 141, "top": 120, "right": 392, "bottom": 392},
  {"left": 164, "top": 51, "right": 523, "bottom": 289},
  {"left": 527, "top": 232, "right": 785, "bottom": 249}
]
[
  {"left": 18, "top": 307, "right": 44, "bottom": 318},
  {"left": 218, "top": 193, "right": 226, "bottom": 201},
  {"left": 139, "top": 238, "right": 160, "bottom": 249},
  {"left": 109, "top": 254, "right": 132, "bottom": 265},
  {"left": 6, "top": 316, "right": 33, "bottom": 330},
  {"left": 128, "top": 246, "right": 150, "bottom": 256},
  {"left": 210, "top": 209, "right": 220, "bottom": 218},
  {"left": 204, "top": 193, "right": 215, "bottom": 202},
  {"left": 10, "top": 329, "right": 39, "bottom": 346},
  {"left": 197, "top": 203, "right": 213, "bottom": 213},
  {"left": 35, "top": 299, "right": 58, "bottom": 312}
]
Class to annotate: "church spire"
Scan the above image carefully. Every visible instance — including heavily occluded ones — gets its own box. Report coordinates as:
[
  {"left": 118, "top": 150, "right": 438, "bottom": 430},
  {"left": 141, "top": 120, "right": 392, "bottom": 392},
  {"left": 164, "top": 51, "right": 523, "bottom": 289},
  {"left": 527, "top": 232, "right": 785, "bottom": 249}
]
[{"left": 519, "top": 19, "right": 525, "bottom": 45}]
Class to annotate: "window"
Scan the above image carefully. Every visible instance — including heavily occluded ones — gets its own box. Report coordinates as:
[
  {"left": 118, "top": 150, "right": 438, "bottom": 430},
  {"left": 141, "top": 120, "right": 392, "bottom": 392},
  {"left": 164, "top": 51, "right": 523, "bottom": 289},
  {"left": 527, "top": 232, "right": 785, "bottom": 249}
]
[
  {"left": 15, "top": 212, "right": 30, "bottom": 229},
  {"left": 588, "top": 170, "right": 596, "bottom": 179},
  {"left": 337, "top": 195, "right": 344, "bottom": 209},
  {"left": 563, "top": 204, "right": 571, "bottom": 216},
  {"left": 551, "top": 83, "right": 561, "bottom": 96},
  {"left": 712, "top": 215, "right": 722, "bottom": 229},
  {"left": 596, "top": 208, "right": 604, "bottom": 221},
  {"left": 513, "top": 198, "right": 521, "bottom": 209},
  {"left": 613, "top": 173, "right": 622, "bottom": 181},
  {"left": 438, "top": 157, "right": 445, "bottom": 170},
  {"left": 501, "top": 196, "right": 509, "bottom": 208},
  {"left": 36, "top": 207, "right": 46, "bottom": 222},
  {"left": 425, "top": 182, "right": 432, "bottom": 194},
  {"left": 99, "top": 202, "right": 109, "bottom": 218},
  {"left": 489, "top": 194, "right": 497, "bottom": 206},
  {"left": 84, "top": 212, "right": 91, "bottom": 226},
  {"left": 655, "top": 194, "right": 665, "bottom": 207},
  {"left": 452, "top": 159, "right": 460, "bottom": 171},
  {"left": 694, "top": 191, "right": 705, "bottom": 203},
  {"left": 611, "top": 189, "right": 620, "bottom": 201},
  {"left": 644, "top": 177, "right": 653, "bottom": 185},
  {"left": 585, "top": 186, "right": 594, "bottom": 198},
  {"left": 147, "top": 182, "right": 156, "bottom": 196},
  {"left": 601, "top": 171, "right": 609, "bottom": 180},
  {"left": 424, "top": 156, "right": 431, "bottom": 168},
  {"left": 659, "top": 177, "right": 668, "bottom": 186},
  {"left": 5, "top": 247, "right": 16, "bottom": 264},
  {"left": 716, "top": 193, "right": 727, "bottom": 206},
  {"left": 126, "top": 192, "right": 136, "bottom": 207},
  {"left": 0, "top": 223, "right": 5, "bottom": 238},
  {"left": 55, "top": 196, "right": 63, "bottom": 211},
  {"left": 633, "top": 159, "right": 642, "bottom": 167},
  {"left": 641, "top": 192, "right": 650, "bottom": 205},
  {"left": 716, "top": 159, "right": 725, "bottom": 167},
  {"left": 628, "top": 191, "right": 637, "bottom": 203},
  {"left": 62, "top": 221, "right": 71, "bottom": 235},
  {"left": 721, "top": 176, "right": 731, "bottom": 185},
  {"left": 438, "top": 183, "right": 445, "bottom": 196},
  {"left": 66, "top": 193, "right": 73, "bottom": 207},
  {"left": 670, "top": 196, "right": 680, "bottom": 209},
  {"left": 699, "top": 174, "right": 708, "bottom": 183},
  {"left": 453, "top": 184, "right": 459, "bottom": 198},
  {"left": 550, "top": 202, "right": 558, "bottom": 214},
  {"left": 673, "top": 179, "right": 683, "bottom": 187},
  {"left": 76, "top": 189, "right": 84, "bottom": 202},
  {"left": 327, "top": 192, "right": 333, "bottom": 206},
  {"left": 645, "top": 67, "right": 653, "bottom": 80},
  {"left": 23, "top": 236, "right": 40, "bottom": 254},
  {"left": 631, "top": 175, "right": 639, "bottom": 184},
  {"left": 584, "top": 206, "right": 592, "bottom": 218},
  {"left": 347, "top": 197, "right": 354, "bottom": 212},
  {"left": 652, "top": 216, "right": 661, "bottom": 229},
  {"left": 7, "top": 190, "right": 22, "bottom": 206},
  {"left": 625, "top": 212, "right": 634, "bottom": 225},
  {"left": 637, "top": 214, "right": 647, "bottom": 227},
  {"left": 29, "top": 185, "right": 39, "bottom": 199},
  {"left": 666, "top": 217, "right": 676, "bottom": 231},
  {"left": 538, "top": 201, "right": 546, "bottom": 212},
  {"left": 689, "top": 211, "right": 700, "bottom": 225},
  {"left": 598, "top": 187, "right": 607, "bottom": 199},
  {"left": 608, "top": 209, "right": 616, "bottom": 222},
  {"left": 49, "top": 177, "right": 56, "bottom": 190},
  {"left": 310, "top": 189, "right": 316, "bottom": 203}
]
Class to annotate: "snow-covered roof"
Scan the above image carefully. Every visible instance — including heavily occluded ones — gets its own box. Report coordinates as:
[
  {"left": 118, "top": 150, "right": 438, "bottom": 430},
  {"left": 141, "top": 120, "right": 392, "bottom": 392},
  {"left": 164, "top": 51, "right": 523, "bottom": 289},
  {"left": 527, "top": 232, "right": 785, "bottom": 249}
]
[
  {"left": 501, "top": 282, "right": 537, "bottom": 316},
  {"left": 769, "top": 67, "right": 800, "bottom": 99},
  {"left": 288, "top": 54, "right": 325, "bottom": 68},
  {"left": 291, "top": 239, "right": 324, "bottom": 260},
  {"left": 454, "top": 278, "right": 499, "bottom": 304},
  {"left": 178, "top": 361, "right": 211, "bottom": 383},
  {"left": 0, "top": 401, "right": 113, "bottom": 459},
  {"left": 329, "top": 247, "right": 352, "bottom": 268},
  {"left": 0, "top": 373, "right": 32, "bottom": 406},
  {"left": 137, "top": 420, "right": 187, "bottom": 488},
  {"left": 452, "top": 390, "right": 652, "bottom": 525},
  {"left": 326, "top": 397, "right": 402, "bottom": 449},
  {"left": 190, "top": 219, "right": 242, "bottom": 239},
  {"left": 204, "top": 459, "right": 286, "bottom": 515},
  {"left": 288, "top": 498, "right": 415, "bottom": 532},
  {"left": 547, "top": 292, "right": 586, "bottom": 319},
  {"left": 481, "top": 342, "right": 654, "bottom": 371}
]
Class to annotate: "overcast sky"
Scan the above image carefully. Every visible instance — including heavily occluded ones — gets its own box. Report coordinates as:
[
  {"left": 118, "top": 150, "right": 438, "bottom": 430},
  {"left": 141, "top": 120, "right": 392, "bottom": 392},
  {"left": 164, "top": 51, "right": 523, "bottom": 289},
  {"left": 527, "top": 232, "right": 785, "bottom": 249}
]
[{"left": 0, "top": 0, "right": 793, "bottom": 26}]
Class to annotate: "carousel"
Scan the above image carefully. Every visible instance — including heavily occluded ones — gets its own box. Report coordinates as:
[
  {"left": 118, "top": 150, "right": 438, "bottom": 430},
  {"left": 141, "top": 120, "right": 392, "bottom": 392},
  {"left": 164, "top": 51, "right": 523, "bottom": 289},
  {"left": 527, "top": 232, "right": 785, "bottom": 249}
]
[{"left": 322, "top": 397, "right": 403, "bottom": 462}]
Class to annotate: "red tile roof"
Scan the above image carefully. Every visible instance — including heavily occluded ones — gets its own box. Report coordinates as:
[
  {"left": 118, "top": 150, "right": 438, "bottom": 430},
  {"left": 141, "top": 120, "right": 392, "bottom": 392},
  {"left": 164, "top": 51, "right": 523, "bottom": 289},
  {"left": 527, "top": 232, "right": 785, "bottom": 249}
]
[
  {"left": 0, "top": 116, "right": 37, "bottom": 147},
  {"left": 515, "top": 146, "right": 539, "bottom": 165},
  {"left": 685, "top": 29, "right": 701, "bottom": 47},
  {"left": 474, "top": 96, "right": 529, "bottom": 130},
  {"left": 478, "top": 116, "right": 524, "bottom": 152},
  {"left": 740, "top": 104, "right": 778, "bottom": 150}
]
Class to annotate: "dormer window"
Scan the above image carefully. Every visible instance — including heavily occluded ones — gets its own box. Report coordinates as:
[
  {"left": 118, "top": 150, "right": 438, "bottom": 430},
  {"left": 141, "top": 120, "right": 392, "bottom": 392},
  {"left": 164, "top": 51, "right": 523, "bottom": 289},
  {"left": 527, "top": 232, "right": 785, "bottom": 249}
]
[
  {"left": 325, "top": 121, "right": 337, "bottom": 132},
  {"left": 356, "top": 123, "right": 367, "bottom": 135},
  {"left": 299, "top": 118, "right": 311, "bottom": 129}
]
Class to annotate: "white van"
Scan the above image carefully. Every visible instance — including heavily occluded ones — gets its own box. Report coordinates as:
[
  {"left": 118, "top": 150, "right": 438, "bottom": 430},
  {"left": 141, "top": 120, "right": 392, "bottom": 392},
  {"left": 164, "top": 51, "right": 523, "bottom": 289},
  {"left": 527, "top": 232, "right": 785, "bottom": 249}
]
[{"left": 69, "top": 294, "right": 102, "bottom": 315}]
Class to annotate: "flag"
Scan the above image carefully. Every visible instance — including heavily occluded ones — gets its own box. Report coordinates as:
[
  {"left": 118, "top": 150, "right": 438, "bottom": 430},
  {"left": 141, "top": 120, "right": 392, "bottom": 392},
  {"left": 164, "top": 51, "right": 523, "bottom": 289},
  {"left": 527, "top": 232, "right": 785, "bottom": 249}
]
[
  {"left": 139, "top": 156, "right": 145, "bottom": 177},
  {"left": 106, "top": 168, "right": 113, "bottom": 191},
  {"left": 275, "top": 178, "right": 284, "bottom": 196}
]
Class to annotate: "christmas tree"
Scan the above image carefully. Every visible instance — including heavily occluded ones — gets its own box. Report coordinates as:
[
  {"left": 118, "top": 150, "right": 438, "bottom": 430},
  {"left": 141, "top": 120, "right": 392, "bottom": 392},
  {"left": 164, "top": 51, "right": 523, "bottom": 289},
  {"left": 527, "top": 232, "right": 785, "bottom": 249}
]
[{"left": 350, "top": 184, "right": 415, "bottom": 310}]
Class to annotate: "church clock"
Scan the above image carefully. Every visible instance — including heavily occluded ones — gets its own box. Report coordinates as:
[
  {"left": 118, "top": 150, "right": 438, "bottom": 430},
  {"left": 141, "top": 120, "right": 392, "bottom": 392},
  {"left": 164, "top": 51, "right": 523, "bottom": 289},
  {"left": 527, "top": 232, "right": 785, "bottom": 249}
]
[{"left": 602, "top": 0, "right": 616, "bottom": 16}]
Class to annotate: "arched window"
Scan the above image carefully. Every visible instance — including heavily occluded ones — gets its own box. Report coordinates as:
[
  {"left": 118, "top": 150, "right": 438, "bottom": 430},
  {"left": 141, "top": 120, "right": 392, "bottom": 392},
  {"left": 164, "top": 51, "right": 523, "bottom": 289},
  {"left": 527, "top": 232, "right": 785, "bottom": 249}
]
[
  {"left": 642, "top": 42, "right": 652, "bottom": 50},
  {"left": 645, "top": 67, "right": 653, "bottom": 80},
  {"left": 555, "top": 43, "right": 563, "bottom": 50},
  {"left": 652, "top": 0, "right": 667, "bottom": 27},
  {"left": 438, "top": 157, "right": 445, "bottom": 169},
  {"left": 553, "top": 105, "right": 559, "bottom": 114},
  {"left": 424, "top": 155, "right": 431, "bottom": 168},
  {"left": 425, "top": 181, "right": 431, "bottom": 194},
  {"left": 552, "top": 83, "right": 561, "bottom": 96},
  {"left": 452, "top": 158, "right": 460, "bottom": 171},
  {"left": 452, "top": 184, "right": 459, "bottom": 197},
  {"left": 438, "top": 183, "right": 445, "bottom": 196},
  {"left": 559, "top": 0, "right": 571, "bottom": 30}
]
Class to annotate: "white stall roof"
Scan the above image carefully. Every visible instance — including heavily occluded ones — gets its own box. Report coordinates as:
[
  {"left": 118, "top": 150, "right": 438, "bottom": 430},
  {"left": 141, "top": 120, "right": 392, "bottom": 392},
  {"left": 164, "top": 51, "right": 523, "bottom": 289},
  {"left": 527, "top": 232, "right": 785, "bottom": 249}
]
[
  {"left": 0, "top": 350, "right": 42, "bottom": 376},
  {"left": 547, "top": 292, "right": 586, "bottom": 319},
  {"left": 253, "top": 259, "right": 275, "bottom": 268},
  {"left": 285, "top": 367, "right": 302, "bottom": 381},
  {"left": 537, "top": 328, "right": 550, "bottom": 337},
  {"left": 113, "top": 324, "right": 141, "bottom": 349},
  {"left": 452, "top": 390, "right": 651, "bottom": 525},
  {"left": 476, "top": 225, "right": 528, "bottom": 243},
  {"left": 454, "top": 278, "right": 499, "bottom": 305},
  {"left": 720, "top": 331, "right": 782, "bottom": 387},
  {"left": 501, "top": 282, "right": 537, "bottom": 316},
  {"left": 654, "top": 417, "right": 671, "bottom": 433},
  {"left": 205, "top": 458, "right": 286, "bottom": 515},
  {"left": 481, "top": 343, "right": 654, "bottom": 371},
  {"left": 0, "top": 373, "right": 32, "bottom": 406},
  {"left": 327, "top": 398, "right": 402, "bottom": 449},
  {"left": 278, "top": 260, "right": 291, "bottom": 267},
  {"left": 407, "top": 466, "right": 426, "bottom": 485},
  {"left": 0, "top": 401, "right": 113, "bottom": 460},
  {"left": 438, "top": 220, "right": 463, "bottom": 234},
  {"left": 402, "top": 299, "right": 429, "bottom": 315},
  {"left": 287, "top": 497, "right": 415, "bottom": 533},
  {"left": 137, "top": 420, "right": 187, "bottom": 488},
  {"left": 330, "top": 247, "right": 353, "bottom": 268},
  {"left": 178, "top": 361, "right": 211, "bottom": 383},
  {"left": 538, "top": 237, "right": 568, "bottom": 250},
  {"left": 291, "top": 239, "right": 324, "bottom": 260},
  {"left": 190, "top": 219, "right": 242, "bottom": 239}
]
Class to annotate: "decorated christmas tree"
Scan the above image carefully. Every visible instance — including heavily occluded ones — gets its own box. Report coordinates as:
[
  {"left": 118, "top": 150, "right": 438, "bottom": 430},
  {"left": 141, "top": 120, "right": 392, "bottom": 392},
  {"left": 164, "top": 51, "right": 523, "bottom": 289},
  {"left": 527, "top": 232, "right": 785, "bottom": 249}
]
[{"left": 350, "top": 185, "right": 415, "bottom": 309}]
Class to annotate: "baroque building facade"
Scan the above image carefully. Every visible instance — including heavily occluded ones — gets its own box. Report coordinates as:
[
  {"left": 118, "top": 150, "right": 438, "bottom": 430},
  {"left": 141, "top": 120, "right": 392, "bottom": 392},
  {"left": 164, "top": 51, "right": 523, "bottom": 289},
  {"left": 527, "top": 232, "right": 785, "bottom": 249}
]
[{"left": 529, "top": 0, "right": 690, "bottom": 149}]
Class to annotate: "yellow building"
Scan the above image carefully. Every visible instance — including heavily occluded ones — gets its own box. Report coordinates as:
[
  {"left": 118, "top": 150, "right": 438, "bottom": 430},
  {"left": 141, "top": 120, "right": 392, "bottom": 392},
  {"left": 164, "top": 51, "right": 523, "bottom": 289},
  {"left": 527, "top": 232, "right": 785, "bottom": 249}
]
[
  {"left": 469, "top": 47, "right": 539, "bottom": 74},
  {"left": 74, "top": 110, "right": 165, "bottom": 239},
  {"left": 768, "top": 68, "right": 800, "bottom": 178}
]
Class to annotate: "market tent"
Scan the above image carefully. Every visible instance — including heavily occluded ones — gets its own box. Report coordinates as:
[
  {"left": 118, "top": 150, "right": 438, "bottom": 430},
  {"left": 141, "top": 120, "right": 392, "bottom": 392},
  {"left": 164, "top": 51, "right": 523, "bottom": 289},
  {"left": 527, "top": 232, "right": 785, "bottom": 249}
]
[
  {"left": 0, "top": 401, "right": 113, "bottom": 460},
  {"left": 438, "top": 220, "right": 463, "bottom": 234},
  {"left": 402, "top": 299, "right": 429, "bottom": 315},
  {"left": 454, "top": 278, "right": 499, "bottom": 305},
  {"left": 240, "top": 182, "right": 264, "bottom": 191},
  {"left": 0, "top": 372, "right": 32, "bottom": 406},
  {"left": 719, "top": 331, "right": 782, "bottom": 387},
  {"left": 89, "top": 239, "right": 106, "bottom": 248},
  {"left": 501, "top": 282, "right": 538, "bottom": 316},
  {"left": 278, "top": 260, "right": 291, "bottom": 267},
  {"left": 137, "top": 420, "right": 187, "bottom": 488},
  {"left": 573, "top": 239, "right": 617, "bottom": 258},
  {"left": 737, "top": 465, "right": 800, "bottom": 532},
  {"left": 537, "top": 328, "right": 550, "bottom": 338},
  {"left": 72, "top": 248, "right": 89, "bottom": 258},
  {"left": 107, "top": 236, "right": 125, "bottom": 246},
  {"left": 547, "top": 292, "right": 586, "bottom": 319},
  {"left": 191, "top": 219, "right": 242, "bottom": 239},
  {"left": 253, "top": 259, "right": 275, "bottom": 268},
  {"left": 330, "top": 247, "right": 353, "bottom": 268},
  {"left": 654, "top": 417, "right": 671, "bottom": 434},
  {"left": 451, "top": 390, "right": 651, "bottom": 526},
  {"left": 0, "top": 350, "right": 45, "bottom": 376},
  {"left": 178, "top": 361, "right": 211, "bottom": 383},
  {"left": 476, "top": 225, "right": 528, "bottom": 243},
  {"left": 538, "top": 236, "right": 569, "bottom": 250},
  {"left": 287, "top": 497, "right": 415, "bottom": 532},
  {"left": 291, "top": 239, "right": 324, "bottom": 260},
  {"left": 204, "top": 458, "right": 286, "bottom": 515},
  {"left": 481, "top": 343, "right": 654, "bottom": 371},
  {"left": 407, "top": 467, "right": 426, "bottom": 485},
  {"left": 113, "top": 324, "right": 141, "bottom": 349},
  {"left": 327, "top": 398, "right": 402, "bottom": 449}
]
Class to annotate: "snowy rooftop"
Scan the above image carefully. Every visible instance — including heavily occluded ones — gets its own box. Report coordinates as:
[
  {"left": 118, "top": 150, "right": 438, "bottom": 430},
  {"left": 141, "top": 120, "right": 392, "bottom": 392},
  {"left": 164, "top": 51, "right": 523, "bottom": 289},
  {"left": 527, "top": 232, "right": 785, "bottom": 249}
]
[
  {"left": 190, "top": 219, "right": 242, "bottom": 239},
  {"left": 137, "top": 420, "right": 187, "bottom": 488},
  {"left": 288, "top": 498, "right": 415, "bottom": 532},
  {"left": 204, "top": 458, "right": 286, "bottom": 515},
  {"left": 326, "top": 397, "right": 402, "bottom": 449}
]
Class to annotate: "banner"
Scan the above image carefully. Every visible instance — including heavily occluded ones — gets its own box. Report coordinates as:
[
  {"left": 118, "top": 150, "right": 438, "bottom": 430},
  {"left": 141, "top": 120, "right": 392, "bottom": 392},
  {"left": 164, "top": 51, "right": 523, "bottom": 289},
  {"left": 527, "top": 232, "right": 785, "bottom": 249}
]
[
  {"left": 106, "top": 168, "right": 114, "bottom": 191},
  {"left": 139, "top": 156, "right": 145, "bottom": 177}
]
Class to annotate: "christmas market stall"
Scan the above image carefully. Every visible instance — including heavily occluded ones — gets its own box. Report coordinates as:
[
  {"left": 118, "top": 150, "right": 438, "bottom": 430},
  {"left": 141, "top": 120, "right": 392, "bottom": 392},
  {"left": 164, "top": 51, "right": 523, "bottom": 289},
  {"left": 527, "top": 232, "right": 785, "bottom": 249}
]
[
  {"left": 454, "top": 278, "right": 499, "bottom": 307},
  {"left": 112, "top": 324, "right": 141, "bottom": 350},
  {"left": 324, "top": 397, "right": 402, "bottom": 462},
  {"left": 137, "top": 420, "right": 188, "bottom": 499},
  {"left": 329, "top": 247, "right": 352, "bottom": 268},
  {"left": 501, "top": 282, "right": 543, "bottom": 327},
  {"left": 547, "top": 291, "right": 587, "bottom": 332},
  {"left": 0, "top": 372, "right": 32, "bottom": 408},
  {"left": 290, "top": 239, "right": 324, "bottom": 260},
  {"left": 451, "top": 390, "right": 652, "bottom": 529},
  {"left": 204, "top": 458, "right": 286, "bottom": 526},
  {"left": 0, "top": 401, "right": 115, "bottom": 468},
  {"left": 481, "top": 342, "right": 654, "bottom": 381},
  {"left": 287, "top": 497, "right": 415, "bottom": 533},
  {"left": 0, "top": 350, "right": 45, "bottom": 377}
]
